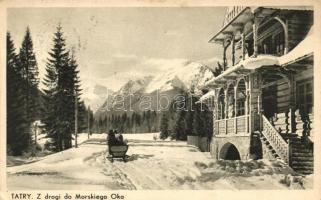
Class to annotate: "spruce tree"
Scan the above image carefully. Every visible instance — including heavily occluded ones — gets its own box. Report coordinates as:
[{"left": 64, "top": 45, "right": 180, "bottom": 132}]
[
  {"left": 192, "top": 103, "right": 203, "bottom": 136},
  {"left": 7, "top": 32, "right": 29, "bottom": 155},
  {"left": 160, "top": 112, "right": 169, "bottom": 139},
  {"left": 43, "top": 25, "right": 75, "bottom": 151},
  {"left": 19, "top": 27, "right": 39, "bottom": 126},
  {"left": 172, "top": 111, "right": 186, "bottom": 140},
  {"left": 185, "top": 94, "right": 195, "bottom": 136}
]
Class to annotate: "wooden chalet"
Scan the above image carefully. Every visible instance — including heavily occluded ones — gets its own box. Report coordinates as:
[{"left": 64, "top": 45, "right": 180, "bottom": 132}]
[{"left": 201, "top": 6, "right": 314, "bottom": 174}]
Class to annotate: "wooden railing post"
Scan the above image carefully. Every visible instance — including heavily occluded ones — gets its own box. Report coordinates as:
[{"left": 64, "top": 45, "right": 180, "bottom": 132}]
[
  {"left": 225, "top": 119, "right": 227, "bottom": 135},
  {"left": 287, "top": 139, "right": 292, "bottom": 166}
]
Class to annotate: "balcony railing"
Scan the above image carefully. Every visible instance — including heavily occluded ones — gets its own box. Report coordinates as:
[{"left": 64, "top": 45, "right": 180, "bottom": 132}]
[{"left": 215, "top": 115, "right": 249, "bottom": 136}]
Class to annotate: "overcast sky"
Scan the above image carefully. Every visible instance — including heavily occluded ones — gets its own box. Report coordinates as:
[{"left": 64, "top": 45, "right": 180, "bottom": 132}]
[{"left": 8, "top": 7, "right": 225, "bottom": 91}]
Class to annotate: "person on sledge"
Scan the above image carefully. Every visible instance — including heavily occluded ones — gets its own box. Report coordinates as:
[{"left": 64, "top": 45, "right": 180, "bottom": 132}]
[
  {"left": 114, "top": 129, "right": 127, "bottom": 145},
  {"left": 107, "top": 129, "right": 117, "bottom": 154}
]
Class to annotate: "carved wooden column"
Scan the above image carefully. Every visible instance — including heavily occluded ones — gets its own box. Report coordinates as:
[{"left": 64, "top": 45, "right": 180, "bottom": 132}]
[
  {"left": 223, "top": 43, "right": 227, "bottom": 70},
  {"left": 245, "top": 89, "right": 250, "bottom": 134},
  {"left": 241, "top": 32, "right": 246, "bottom": 60},
  {"left": 224, "top": 89, "right": 228, "bottom": 134},
  {"left": 249, "top": 72, "right": 262, "bottom": 133},
  {"left": 252, "top": 20, "right": 258, "bottom": 57},
  {"left": 288, "top": 72, "right": 296, "bottom": 133},
  {"left": 213, "top": 98, "right": 217, "bottom": 136},
  {"left": 234, "top": 85, "right": 238, "bottom": 134},
  {"left": 232, "top": 35, "right": 235, "bottom": 66}
]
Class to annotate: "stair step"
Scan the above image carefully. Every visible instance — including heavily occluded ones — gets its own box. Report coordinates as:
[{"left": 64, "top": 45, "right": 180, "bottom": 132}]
[
  {"left": 292, "top": 152, "right": 313, "bottom": 157},
  {"left": 289, "top": 140, "right": 302, "bottom": 144},
  {"left": 291, "top": 157, "right": 314, "bottom": 162},
  {"left": 291, "top": 145, "right": 309, "bottom": 149},
  {"left": 281, "top": 133, "right": 298, "bottom": 138},
  {"left": 291, "top": 161, "right": 313, "bottom": 166},
  {"left": 292, "top": 166, "right": 314, "bottom": 170},
  {"left": 294, "top": 170, "right": 313, "bottom": 175},
  {"left": 291, "top": 148, "right": 313, "bottom": 153}
]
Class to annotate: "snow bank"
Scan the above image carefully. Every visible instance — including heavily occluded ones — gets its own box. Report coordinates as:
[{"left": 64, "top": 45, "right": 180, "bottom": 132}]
[{"left": 7, "top": 133, "right": 313, "bottom": 190}]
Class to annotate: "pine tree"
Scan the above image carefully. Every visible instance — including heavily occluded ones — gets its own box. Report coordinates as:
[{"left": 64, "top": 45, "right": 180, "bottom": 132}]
[
  {"left": 7, "top": 32, "right": 29, "bottom": 155},
  {"left": 160, "top": 112, "right": 169, "bottom": 139}
]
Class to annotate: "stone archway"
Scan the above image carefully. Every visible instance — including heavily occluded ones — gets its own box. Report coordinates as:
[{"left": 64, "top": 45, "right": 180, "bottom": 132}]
[{"left": 219, "top": 142, "right": 241, "bottom": 160}]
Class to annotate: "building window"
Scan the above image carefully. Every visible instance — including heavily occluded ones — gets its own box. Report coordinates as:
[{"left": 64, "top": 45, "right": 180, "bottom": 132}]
[
  {"left": 258, "top": 20, "right": 285, "bottom": 56},
  {"left": 296, "top": 80, "right": 313, "bottom": 115},
  {"left": 261, "top": 35, "right": 273, "bottom": 54},
  {"left": 236, "top": 99, "right": 245, "bottom": 116},
  {"left": 274, "top": 31, "right": 285, "bottom": 55}
]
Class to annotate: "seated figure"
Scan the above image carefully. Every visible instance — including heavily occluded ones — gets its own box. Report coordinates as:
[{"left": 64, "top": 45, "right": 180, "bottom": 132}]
[{"left": 115, "top": 130, "right": 126, "bottom": 145}]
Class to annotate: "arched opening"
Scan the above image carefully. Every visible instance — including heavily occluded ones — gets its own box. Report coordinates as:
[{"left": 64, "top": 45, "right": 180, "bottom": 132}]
[
  {"left": 226, "top": 84, "right": 235, "bottom": 118},
  {"left": 219, "top": 143, "right": 241, "bottom": 160},
  {"left": 217, "top": 88, "right": 225, "bottom": 120},
  {"left": 258, "top": 18, "right": 287, "bottom": 56},
  {"left": 236, "top": 79, "right": 246, "bottom": 116}
]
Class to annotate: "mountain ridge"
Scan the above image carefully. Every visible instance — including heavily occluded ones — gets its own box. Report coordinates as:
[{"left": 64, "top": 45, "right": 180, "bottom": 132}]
[{"left": 94, "top": 60, "right": 215, "bottom": 119}]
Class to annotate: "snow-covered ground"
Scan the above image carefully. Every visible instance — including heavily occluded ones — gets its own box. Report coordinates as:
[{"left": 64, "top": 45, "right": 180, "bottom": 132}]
[{"left": 7, "top": 133, "right": 313, "bottom": 190}]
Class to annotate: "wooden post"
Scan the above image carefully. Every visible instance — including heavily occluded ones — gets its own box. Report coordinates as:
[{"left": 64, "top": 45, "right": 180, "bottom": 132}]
[
  {"left": 287, "top": 139, "right": 292, "bottom": 166},
  {"left": 87, "top": 106, "right": 90, "bottom": 139},
  {"left": 241, "top": 32, "right": 246, "bottom": 60},
  {"left": 288, "top": 73, "right": 295, "bottom": 133},
  {"left": 234, "top": 85, "right": 237, "bottom": 134},
  {"left": 245, "top": 90, "right": 249, "bottom": 134},
  {"left": 75, "top": 90, "right": 78, "bottom": 148},
  {"left": 252, "top": 21, "right": 258, "bottom": 57},
  {"left": 34, "top": 122, "right": 38, "bottom": 146},
  {"left": 223, "top": 45, "right": 227, "bottom": 70},
  {"left": 224, "top": 89, "right": 228, "bottom": 135},
  {"left": 232, "top": 35, "right": 235, "bottom": 66}
]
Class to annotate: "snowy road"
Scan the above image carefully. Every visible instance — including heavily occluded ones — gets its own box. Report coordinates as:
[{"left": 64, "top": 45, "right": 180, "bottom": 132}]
[{"left": 7, "top": 133, "right": 310, "bottom": 190}]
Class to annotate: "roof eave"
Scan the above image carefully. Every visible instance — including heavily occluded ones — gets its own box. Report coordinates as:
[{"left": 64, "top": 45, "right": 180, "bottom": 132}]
[{"left": 209, "top": 7, "right": 250, "bottom": 43}]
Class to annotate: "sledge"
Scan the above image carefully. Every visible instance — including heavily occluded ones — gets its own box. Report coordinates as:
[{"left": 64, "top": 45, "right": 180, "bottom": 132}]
[{"left": 106, "top": 145, "right": 129, "bottom": 162}]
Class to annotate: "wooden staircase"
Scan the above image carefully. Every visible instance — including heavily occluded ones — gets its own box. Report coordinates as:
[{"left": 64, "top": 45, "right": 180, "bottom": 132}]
[
  {"left": 285, "top": 135, "right": 314, "bottom": 174},
  {"left": 260, "top": 114, "right": 314, "bottom": 174}
]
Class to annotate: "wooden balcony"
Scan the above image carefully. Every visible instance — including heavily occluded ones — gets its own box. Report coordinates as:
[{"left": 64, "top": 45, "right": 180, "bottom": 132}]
[{"left": 214, "top": 115, "right": 249, "bottom": 137}]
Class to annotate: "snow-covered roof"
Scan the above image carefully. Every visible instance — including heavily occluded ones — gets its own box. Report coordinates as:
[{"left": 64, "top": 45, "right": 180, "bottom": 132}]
[
  {"left": 205, "top": 55, "right": 279, "bottom": 86},
  {"left": 279, "top": 26, "right": 315, "bottom": 66},
  {"left": 254, "top": 6, "right": 313, "bottom": 11},
  {"left": 198, "top": 90, "right": 215, "bottom": 103},
  {"left": 205, "top": 25, "right": 315, "bottom": 88}
]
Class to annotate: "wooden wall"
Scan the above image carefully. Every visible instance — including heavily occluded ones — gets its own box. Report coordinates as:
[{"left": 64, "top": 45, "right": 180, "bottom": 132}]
[
  {"left": 276, "top": 79, "right": 291, "bottom": 113},
  {"left": 287, "top": 11, "right": 313, "bottom": 51}
]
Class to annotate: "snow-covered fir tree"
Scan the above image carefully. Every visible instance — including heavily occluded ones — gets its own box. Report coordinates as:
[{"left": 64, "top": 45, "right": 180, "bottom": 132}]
[{"left": 7, "top": 32, "right": 30, "bottom": 155}]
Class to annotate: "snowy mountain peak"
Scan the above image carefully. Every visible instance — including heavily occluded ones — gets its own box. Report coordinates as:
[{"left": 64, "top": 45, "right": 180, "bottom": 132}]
[
  {"left": 118, "top": 76, "right": 153, "bottom": 95},
  {"left": 145, "top": 61, "right": 213, "bottom": 95}
]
